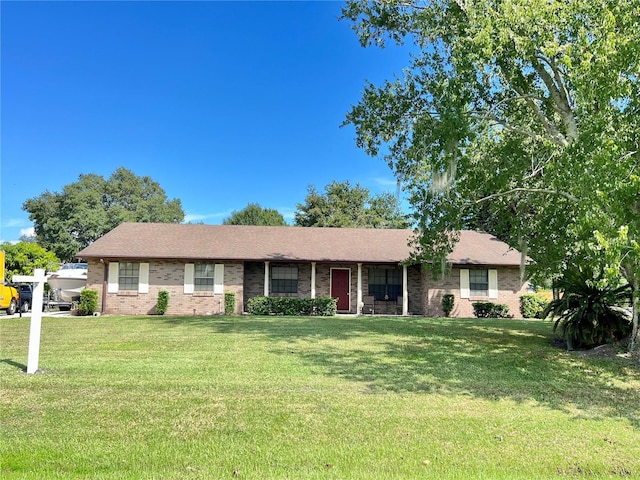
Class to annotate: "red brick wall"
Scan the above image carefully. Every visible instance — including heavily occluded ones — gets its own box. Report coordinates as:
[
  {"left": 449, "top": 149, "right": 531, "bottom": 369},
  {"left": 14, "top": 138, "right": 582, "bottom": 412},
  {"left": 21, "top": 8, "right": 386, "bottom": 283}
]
[
  {"left": 85, "top": 259, "right": 244, "bottom": 316},
  {"left": 424, "top": 267, "right": 527, "bottom": 318}
]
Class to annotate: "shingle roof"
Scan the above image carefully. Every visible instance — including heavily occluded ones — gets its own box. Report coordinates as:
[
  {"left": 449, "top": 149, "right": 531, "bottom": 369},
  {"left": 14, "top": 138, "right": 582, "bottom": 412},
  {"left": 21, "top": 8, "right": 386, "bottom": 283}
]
[{"left": 77, "top": 223, "right": 522, "bottom": 266}]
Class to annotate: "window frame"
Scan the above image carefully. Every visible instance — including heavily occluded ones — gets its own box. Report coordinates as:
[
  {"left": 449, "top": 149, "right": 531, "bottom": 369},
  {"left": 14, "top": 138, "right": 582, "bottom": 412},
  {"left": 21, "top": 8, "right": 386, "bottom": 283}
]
[
  {"left": 271, "top": 266, "right": 298, "bottom": 294},
  {"left": 368, "top": 267, "right": 402, "bottom": 301}
]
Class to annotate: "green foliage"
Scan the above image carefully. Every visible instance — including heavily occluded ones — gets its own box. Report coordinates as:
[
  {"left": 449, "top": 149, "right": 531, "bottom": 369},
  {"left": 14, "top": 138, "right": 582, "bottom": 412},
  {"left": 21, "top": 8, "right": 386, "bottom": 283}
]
[
  {"left": 543, "top": 266, "right": 632, "bottom": 350},
  {"left": 472, "top": 302, "right": 511, "bottom": 319},
  {"left": 520, "top": 294, "right": 549, "bottom": 319},
  {"left": 224, "top": 292, "right": 236, "bottom": 315},
  {"left": 342, "top": 0, "right": 640, "bottom": 347},
  {"left": 76, "top": 289, "right": 99, "bottom": 316},
  {"left": 294, "top": 180, "right": 409, "bottom": 228},
  {"left": 246, "top": 296, "right": 337, "bottom": 316},
  {"left": 1, "top": 242, "right": 59, "bottom": 280},
  {"left": 442, "top": 293, "right": 454, "bottom": 317},
  {"left": 223, "top": 203, "right": 288, "bottom": 226},
  {"left": 23, "top": 167, "right": 184, "bottom": 262},
  {"left": 156, "top": 290, "right": 169, "bottom": 315}
]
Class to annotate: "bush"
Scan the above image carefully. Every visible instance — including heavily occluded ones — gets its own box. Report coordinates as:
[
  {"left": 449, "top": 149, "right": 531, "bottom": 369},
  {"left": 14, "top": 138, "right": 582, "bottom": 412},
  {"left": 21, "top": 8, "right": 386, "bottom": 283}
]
[
  {"left": 519, "top": 294, "right": 548, "bottom": 318},
  {"left": 472, "top": 301, "right": 511, "bottom": 318},
  {"left": 246, "top": 296, "right": 337, "bottom": 316},
  {"left": 77, "top": 289, "right": 98, "bottom": 316},
  {"left": 224, "top": 292, "right": 236, "bottom": 315},
  {"left": 543, "top": 266, "right": 632, "bottom": 350},
  {"left": 156, "top": 290, "right": 169, "bottom": 315},
  {"left": 442, "top": 293, "right": 455, "bottom": 317}
]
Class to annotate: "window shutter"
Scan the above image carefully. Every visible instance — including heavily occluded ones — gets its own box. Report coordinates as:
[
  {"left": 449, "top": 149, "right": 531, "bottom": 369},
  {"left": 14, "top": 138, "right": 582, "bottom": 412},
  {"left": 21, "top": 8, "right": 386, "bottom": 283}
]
[
  {"left": 460, "top": 269, "right": 470, "bottom": 299},
  {"left": 184, "top": 263, "right": 194, "bottom": 294},
  {"left": 214, "top": 264, "right": 224, "bottom": 294},
  {"left": 488, "top": 269, "right": 498, "bottom": 299},
  {"left": 139, "top": 263, "right": 149, "bottom": 294},
  {"left": 108, "top": 262, "right": 119, "bottom": 293}
]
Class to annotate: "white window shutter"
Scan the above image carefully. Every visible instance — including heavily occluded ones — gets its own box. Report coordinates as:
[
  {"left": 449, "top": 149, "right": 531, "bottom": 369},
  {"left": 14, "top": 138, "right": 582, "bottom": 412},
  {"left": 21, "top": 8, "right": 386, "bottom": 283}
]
[
  {"left": 108, "top": 262, "right": 119, "bottom": 293},
  {"left": 184, "top": 263, "right": 194, "bottom": 294},
  {"left": 214, "top": 264, "right": 224, "bottom": 294},
  {"left": 139, "top": 263, "right": 149, "bottom": 293},
  {"left": 488, "top": 269, "right": 498, "bottom": 299},
  {"left": 460, "top": 269, "right": 470, "bottom": 299}
]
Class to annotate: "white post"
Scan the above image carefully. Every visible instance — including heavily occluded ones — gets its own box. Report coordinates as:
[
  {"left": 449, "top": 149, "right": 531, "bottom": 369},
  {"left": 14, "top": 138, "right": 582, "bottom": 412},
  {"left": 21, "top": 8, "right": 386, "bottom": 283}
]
[
  {"left": 264, "top": 261, "right": 270, "bottom": 297},
  {"left": 310, "top": 262, "right": 316, "bottom": 299},
  {"left": 357, "top": 263, "right": 363, "bottom": 315},
  {"left": 13, "top": 268, "right": 46, "bottom": 374},
  {"left": 402, "top": 265, "right": 408, "bottom": 316}
]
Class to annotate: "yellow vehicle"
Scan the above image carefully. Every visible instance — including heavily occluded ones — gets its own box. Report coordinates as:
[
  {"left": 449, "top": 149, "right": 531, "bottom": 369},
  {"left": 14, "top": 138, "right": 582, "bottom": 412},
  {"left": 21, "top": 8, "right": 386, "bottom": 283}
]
[{"left": 0, "top": 251, "right": 19, "bottom": 315}]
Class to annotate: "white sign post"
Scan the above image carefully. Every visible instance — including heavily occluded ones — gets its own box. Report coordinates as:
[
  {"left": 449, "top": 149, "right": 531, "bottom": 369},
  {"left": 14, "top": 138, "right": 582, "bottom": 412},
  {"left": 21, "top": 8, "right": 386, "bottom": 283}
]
[{"left": 13, "top": 268, "right": 47, "bottom": 374}]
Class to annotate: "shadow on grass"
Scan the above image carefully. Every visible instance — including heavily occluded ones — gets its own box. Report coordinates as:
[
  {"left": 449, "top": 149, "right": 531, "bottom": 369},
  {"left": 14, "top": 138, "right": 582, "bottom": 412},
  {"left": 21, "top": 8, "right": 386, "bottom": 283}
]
[
  {"left": 0, "top": 358, "right": 27, "bottom": 372},
  {"left": 159, "top": 315, "right": 640, "bottom": 428}
]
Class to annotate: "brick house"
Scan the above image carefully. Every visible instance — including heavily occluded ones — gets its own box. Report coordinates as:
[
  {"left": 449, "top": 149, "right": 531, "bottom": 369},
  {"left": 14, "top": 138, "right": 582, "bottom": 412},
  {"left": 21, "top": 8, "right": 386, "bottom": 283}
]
[{"left": 76, "top": 223, "right": 527, "bottom": 317}]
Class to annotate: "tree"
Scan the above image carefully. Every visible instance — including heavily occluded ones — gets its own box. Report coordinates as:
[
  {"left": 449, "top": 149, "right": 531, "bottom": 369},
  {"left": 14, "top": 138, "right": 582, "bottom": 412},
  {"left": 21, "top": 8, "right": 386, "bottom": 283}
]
[
  {"left": 342, "top": 0, "right": 640, "bottom": 349},
  {"left": 1, "top": 242, "right": 60, "bottom": 278},
  {"left": 294, "top": 180, "right": 410, "bottom": 229},
  {"left": 23, "top": 167, "right": 184, "bottom": 262},
  {"left": 223, "top": 203, "right": 288, "bottom": 226}
]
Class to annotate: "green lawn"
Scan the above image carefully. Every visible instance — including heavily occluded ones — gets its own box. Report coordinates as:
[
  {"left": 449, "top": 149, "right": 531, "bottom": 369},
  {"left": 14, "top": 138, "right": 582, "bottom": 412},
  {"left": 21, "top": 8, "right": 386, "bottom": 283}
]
[{"left": 1, "top": 315, "right": 639, "bottom": 479}]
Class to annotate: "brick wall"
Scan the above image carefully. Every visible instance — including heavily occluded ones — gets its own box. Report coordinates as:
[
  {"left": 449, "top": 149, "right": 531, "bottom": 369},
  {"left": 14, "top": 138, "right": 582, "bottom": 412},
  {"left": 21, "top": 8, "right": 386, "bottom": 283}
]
[
  {"left": 86, "top": 259, "right": 244, "bottom": 315},
  {"left": 424, "top": 266, "right": 527, "bottom": 318}
]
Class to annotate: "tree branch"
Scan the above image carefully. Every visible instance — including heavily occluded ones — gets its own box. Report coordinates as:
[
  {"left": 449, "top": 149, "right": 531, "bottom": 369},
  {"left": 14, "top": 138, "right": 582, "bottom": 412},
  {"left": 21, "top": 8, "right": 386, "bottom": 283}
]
[{"left": 475, "top": 188, "right": 579, "bottom": 204}]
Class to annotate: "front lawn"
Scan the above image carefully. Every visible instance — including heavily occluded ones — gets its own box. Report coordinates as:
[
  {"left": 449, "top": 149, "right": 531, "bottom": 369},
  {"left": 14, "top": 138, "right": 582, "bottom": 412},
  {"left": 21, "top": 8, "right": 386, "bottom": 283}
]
[{"left": 1, "top": 315, "right": 639, "bottom": 479}]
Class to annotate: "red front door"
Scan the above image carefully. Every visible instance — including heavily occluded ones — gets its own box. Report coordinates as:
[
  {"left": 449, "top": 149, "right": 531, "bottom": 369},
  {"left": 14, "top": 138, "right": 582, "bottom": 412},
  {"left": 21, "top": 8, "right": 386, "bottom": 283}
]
[{"left": 331, "top": 269, "right": 350, "bottom": 311}]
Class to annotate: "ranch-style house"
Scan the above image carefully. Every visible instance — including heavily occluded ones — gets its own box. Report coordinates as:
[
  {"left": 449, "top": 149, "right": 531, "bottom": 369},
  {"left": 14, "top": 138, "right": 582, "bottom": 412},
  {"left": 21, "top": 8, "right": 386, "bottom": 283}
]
[{"left": 77, "top": 223, "right": 528, "bottom": 317}]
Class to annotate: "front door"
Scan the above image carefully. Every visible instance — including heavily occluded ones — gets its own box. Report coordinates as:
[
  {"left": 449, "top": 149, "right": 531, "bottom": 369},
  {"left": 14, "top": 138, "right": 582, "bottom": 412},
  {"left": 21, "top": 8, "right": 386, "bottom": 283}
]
[{"left": 331, "top": 269, "right": 350, "bottom": 311}]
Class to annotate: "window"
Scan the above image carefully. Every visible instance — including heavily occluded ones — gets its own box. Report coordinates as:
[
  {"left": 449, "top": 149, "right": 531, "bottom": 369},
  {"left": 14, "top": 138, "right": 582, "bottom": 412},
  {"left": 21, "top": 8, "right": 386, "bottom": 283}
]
[
  {"left": 271, "top": 266, "right": 298, "bottom": 294},
  {"left": 469, "top": 269, "right": 489, "bottom": 296},
  {"left": 119, "top": 262, "right": 140, "bottom": 291},
  {"left": 460, "top": 268, "right": 498, "bottom": 299},
  {"left": 184, "top": 263, "right": 224, "bottom": 294},
  {"left": 194, "top": 263, "right": 215, "bottom": 292},
  {"left": 368, "top": 268, "right": 401, "bottom": 301}
]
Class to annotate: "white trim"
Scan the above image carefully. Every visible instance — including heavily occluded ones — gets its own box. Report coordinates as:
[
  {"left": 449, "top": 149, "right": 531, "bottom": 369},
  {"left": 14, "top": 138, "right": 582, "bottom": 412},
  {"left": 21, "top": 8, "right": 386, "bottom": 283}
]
[
  {"left": 184, "top": 263, "right": 194, "bottom": 294},
  {"left": 139, "top": 263, "right": 149, "bottom": 294},
  {"left": 264, "top": 261, "right": 270, "bottom": 297},
  {"left": 488, "top": 269, "right": 498, "bottom": 299},
  {"left": 311, "top": 262, "right": 316, "bottom": 299},
  {"left": 357, "top": 263, "right": 363, "bottom": 313},
  {"left": 402, "top": 265, "right": 408, "bottom": 315},
  {"left": 460, "top": 269, "right": 470, "bottom": 299},
  {"left": 108, "top": 262, "right": 119, "bottom": 293},
  {"left": 214, "top": 264, "right": 224, "bottom": 295}
]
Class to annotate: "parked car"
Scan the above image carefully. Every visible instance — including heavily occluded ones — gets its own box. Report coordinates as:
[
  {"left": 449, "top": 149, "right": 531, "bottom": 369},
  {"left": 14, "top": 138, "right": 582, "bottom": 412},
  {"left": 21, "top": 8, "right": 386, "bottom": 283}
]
[{"left": 14, "top": 284, "right": 33, "bottom": 313}]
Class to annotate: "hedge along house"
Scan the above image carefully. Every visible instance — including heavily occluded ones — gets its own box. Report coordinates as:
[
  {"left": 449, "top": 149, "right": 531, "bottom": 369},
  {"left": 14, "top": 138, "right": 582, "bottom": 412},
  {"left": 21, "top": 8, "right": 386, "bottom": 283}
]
[{"left": 76, "top": 223, "right": 527, "bottom": 317}]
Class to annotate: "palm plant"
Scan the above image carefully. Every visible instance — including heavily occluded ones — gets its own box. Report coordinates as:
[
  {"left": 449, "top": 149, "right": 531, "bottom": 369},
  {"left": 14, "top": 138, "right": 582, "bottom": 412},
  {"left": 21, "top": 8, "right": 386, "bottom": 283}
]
[{"left": 543, "top": 266, "right": 632, "bottom": 350}]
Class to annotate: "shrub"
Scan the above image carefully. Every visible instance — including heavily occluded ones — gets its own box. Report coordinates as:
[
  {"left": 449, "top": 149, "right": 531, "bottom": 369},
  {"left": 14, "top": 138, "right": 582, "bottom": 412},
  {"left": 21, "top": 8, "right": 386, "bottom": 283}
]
[
  {"left": 442, "top": 293, "right": 455, "bottom": 317},
  {"left": 543, "top": 266, "right": 632, "bottom": 350},
  {"left": 519, "top": 294, "right": 548, "bottom": 318},
  {"left": 246, "top": 296, "right": 337, "bottom": 316},
  {"left": 224, "top": 292, "right": 236, "bottom": 315},
  {"left": 77, "top": 289, "right": 98, "bottom": 316},
  {"left": 156, "top": 290, "right": 169, "bottom": 315},
  {"left": 472, "top": 301, "right": 511, "bottom": 318}
]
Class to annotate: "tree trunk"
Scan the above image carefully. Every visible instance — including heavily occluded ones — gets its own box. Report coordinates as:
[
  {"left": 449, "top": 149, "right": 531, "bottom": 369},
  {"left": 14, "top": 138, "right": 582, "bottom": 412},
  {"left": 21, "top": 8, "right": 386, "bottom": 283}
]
[{"left": 630, "top": 275, "right": 639, "bottom": 354}]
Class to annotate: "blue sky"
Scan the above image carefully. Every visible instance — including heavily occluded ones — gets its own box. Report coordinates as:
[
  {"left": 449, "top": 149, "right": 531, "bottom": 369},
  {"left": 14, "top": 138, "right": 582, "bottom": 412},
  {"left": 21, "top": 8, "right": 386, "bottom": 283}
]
[{"left": 1, "top": 1, "right": 411, "bottom": 243}]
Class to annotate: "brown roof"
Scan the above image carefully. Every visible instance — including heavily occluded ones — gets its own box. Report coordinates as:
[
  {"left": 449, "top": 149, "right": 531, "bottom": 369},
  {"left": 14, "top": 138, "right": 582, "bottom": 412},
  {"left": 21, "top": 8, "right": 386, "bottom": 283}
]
[{"left": 77, "top": 223, "right": 522, "bottom": 266}]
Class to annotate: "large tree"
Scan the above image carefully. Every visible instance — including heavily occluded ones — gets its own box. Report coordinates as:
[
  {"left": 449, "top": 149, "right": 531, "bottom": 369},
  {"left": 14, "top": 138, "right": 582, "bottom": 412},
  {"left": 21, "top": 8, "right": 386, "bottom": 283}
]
[
  {"left": 294, "top": 180, "right": 410, "bottom": 228},
  {"left": 1, "top": 242, "right": 60, "bottom": 278},
  {"left": 23, "top": 167, "right": 184, "bottom": 261},
  {"left": 223, "top": 203, "right": 288, "bottom": 226},
  {"left": 342, "top": 0, "right": 639, "bottom": 348}
]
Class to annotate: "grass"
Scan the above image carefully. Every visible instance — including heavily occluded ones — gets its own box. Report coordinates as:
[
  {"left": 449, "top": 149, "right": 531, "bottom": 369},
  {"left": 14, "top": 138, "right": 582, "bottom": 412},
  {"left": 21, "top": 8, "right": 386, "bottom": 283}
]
[{"left": 1, "top": 314, "right": 639, "bottom": 479}]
